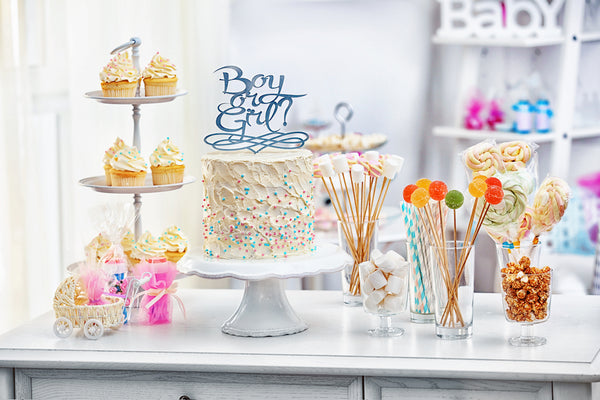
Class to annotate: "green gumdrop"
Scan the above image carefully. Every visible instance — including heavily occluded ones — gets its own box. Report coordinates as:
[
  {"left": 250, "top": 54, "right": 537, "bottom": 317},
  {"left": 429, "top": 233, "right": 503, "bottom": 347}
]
[{"left": 445, "top": 190, "right": 464, "bottom": 209}]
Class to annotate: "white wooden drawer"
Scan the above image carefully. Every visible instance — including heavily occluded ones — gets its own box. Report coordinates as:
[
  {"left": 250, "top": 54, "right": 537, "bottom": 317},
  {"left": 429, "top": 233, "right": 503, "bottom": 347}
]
[
  {"left": 365, "top": 377, "right": 552, "bottom": 400},
  {"left": 16, "top": 369, "right": 362, "bottom": 400}
]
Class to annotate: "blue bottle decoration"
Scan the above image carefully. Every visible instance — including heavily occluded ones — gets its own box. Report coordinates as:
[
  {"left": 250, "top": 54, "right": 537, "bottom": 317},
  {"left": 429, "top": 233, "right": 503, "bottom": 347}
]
[
  {"left": 533, "top": 99, "right": 553, "bottom": 133},
  {"left": 512, "top": 100, "right": 534, "bottom": 134}
]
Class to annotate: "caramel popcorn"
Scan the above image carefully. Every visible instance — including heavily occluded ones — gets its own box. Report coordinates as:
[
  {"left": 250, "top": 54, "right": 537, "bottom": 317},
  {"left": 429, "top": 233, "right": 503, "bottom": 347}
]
[{"left": 501, "top": 256, "right": 551, "bottom": 323}]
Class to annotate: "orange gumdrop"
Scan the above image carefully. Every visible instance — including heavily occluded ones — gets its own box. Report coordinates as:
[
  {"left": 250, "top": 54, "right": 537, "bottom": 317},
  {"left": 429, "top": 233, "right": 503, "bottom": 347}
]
[
  {"left": 411, "top": 187, "right": 430, "bottom": 208},
  {"left": 468, "top": 179, "right": 487, "bottom": 198},
  {"left": 416, "top": 178, "right": 432, "bottom": 191}
]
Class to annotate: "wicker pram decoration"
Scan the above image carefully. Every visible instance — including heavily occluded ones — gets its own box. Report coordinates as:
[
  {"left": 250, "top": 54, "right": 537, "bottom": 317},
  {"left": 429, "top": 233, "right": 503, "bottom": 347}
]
[{"left": 53, "top": 276, "right": 124, "bottom": 340}]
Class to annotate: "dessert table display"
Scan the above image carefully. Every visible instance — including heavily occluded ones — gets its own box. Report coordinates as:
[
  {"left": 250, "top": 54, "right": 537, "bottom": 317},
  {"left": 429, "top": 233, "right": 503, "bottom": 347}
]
[{"left": 0, "top": 289, "right": 598, "bottom": 399}]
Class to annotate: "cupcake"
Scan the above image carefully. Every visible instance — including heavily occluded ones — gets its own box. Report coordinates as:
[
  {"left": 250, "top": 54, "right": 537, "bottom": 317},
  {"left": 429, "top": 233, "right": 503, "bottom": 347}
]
[
  {"left": 85, "top": 233, "right": 112, "bottom": 263},
  {"left": 109, "top": 143, "right": 148, "bottom": 186},
  {"left": 103, "top": 137, "right": 126, "bottom": 186},
  {"left": 99, "top": 52, "right": 140, "bottom": 97},
  {"left": 142, "top": 52, "right": 177, "bottom": 96},
  {"left": 159, "top": 225, "right": 188, "bottom": 263},
  {"left": 130, "top": 231, "right": 166, "bottom": 265},
  {"left": 150, "top": 138, "right": 185, "bottom": 185}
]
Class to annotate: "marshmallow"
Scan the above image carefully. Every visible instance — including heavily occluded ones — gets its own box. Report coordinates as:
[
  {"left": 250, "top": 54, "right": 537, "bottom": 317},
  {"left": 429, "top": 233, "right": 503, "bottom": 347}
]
[
  {"left": 346, "top": 152, "right": 359, "bottom": 162},
  {"left": 390, "top": 265, "right": 408, "bottom": 280},
  {"left": 364, "top": 293, "right": 382, "bottom": 313},
  {"left": 368, "top": 269, "right": 387, "bottom": 289},
  {"left": 331, "top": 155, "right": 349, "bottom": 174},
  {"left": 369, "top": 289, "right": 386, "bottom": 304},
  {"left": 359, "top": 260, "right": 376, "bottom": 276},
  {"left": 371, "top": 249, "right": 383, "bottom": 261},
  {"left": 390, "top": 154, "right": 405, "bottom": 170},
  {"left": 364, "top": 150, "right": 379, "bottom": 163},
  {"left": 382, "top": 294, "right": 407, "bottom": 313},
  {"left": 318, "top": 160, "right": 335, "bottom": 177},
  {"left": 382, "top": 158, "right": 403, "bottom": 180},
  {"left": 371, "top": 251, "right": 387, "bottom": 269},
  {"left": 376, "top": 252, "right": 397, "bottom": 273},
  {"left": 361, "top": 277, "right": 375, "bottom": 295},
  {"left": 350, "top": 164, "right": 365, "bottom": 184},
  {"left": 385, "top": 275, "right": 405, "bottom": 295}
]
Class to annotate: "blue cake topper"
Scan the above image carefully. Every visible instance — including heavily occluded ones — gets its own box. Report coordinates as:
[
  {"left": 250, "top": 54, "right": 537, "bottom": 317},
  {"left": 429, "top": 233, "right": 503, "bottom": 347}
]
[{"left": 204, "top": 66, "right": 309, "bottom": 153}]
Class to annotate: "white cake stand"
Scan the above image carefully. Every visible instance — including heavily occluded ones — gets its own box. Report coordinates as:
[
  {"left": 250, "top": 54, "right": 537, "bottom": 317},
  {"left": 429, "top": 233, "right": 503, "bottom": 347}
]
[{"left": 180, "top": 243, "right": 351, "bottom": 337}]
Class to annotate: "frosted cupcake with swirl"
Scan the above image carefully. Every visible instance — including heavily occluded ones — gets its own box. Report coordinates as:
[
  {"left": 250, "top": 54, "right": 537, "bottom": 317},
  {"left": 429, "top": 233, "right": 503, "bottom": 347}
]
[
  {"left": 109, "top": 143, "right": 148, "bottom": 186},
  {"left": 159, "top": 225, "right": 188, "bottom": 263},
  {"left": 99, "top": 52, "right": 140, "bottom": 97},
  {"left": 142, "top": 52, "right": 177, "bottom": 96},
  {"left": 150, "top": 138, "right": 185, "bottom": 185}
]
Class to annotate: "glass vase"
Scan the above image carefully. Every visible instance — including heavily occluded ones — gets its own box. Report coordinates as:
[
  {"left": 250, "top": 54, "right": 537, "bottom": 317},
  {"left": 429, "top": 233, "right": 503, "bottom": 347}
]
[
  {"left": 430, "top": 241, "right": 474, "bottom": 340},
  {"left": 498, "top": 242, "right": 552, "bottom": 346},
  {"left": 358, "top": 256, "right": 408, "bottom": 337},
  {"left": 402, "top": 201, "right": 435, "bottom": 323},
  {"left": 338, "top": 219, "right": 378, "bottom": 306}
]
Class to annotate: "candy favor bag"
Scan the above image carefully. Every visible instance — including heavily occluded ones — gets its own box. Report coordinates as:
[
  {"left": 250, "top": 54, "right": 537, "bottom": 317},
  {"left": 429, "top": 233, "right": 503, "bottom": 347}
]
[{"left": 134, "top": 258, "right": 185, "bottom": 325}]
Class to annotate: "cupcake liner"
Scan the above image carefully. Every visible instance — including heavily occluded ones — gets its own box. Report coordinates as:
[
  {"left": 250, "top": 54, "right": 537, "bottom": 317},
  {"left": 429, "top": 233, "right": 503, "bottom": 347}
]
[
  {"left": 143, "top": 77, "right": 177, "bottom": 96},
  {"left": 110, "top": 170, "right": 147, "bottom": 187},
  {"left": 101, "top": 80, "right": 139, "bottom": 97},
  {"left": 151, "top": 165, "right": 185, "bottom": 185},
  {"left": 165, "top": 250, "right": 186, "bottom": 263}
]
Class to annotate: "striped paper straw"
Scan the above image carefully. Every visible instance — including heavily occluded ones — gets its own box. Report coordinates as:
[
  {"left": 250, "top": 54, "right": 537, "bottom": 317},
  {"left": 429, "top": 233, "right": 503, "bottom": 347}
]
[{"left": 402, "top": 201, "right": 432, "bottom": 314}]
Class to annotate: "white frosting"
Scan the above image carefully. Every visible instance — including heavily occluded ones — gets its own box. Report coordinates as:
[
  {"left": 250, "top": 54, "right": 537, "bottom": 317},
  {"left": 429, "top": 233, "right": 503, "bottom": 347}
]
[{"left": 201, "top": 150, "right": 315, "bottom": 259}]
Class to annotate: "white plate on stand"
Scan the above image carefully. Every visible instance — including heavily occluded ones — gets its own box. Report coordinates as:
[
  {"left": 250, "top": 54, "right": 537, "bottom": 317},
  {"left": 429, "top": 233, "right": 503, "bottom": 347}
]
[
  {"left": 79, "top": 175, "right": 195, "bottom": 194},
  {"left": 180, "top": 243, "right": 351, "bottom": 337},
  {"left": 84, "top": 89, "right": 188, "bottom": 105}
]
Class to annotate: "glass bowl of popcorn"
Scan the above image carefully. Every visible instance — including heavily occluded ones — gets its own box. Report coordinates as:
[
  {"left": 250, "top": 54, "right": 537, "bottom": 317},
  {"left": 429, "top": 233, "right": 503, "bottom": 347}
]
[
  {"left": 358, "top": 249, "right": 409, "bottom": 337},
  {"left": 500, "top": 251, "right": 552, "bottom": 347}
]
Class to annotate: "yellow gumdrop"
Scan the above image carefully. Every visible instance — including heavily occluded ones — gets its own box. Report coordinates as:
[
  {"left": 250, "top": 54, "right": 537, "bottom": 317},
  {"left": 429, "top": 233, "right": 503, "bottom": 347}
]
[
  {"left": 473, "top": 175, "right": 487, "bottom": 182},
  {"left": 468, "top": 179, "right": 487, "bottom": 198},
  {"left": 411, "top": 187, "right": 430, "bottom": 208},
  {"left": 416, "top": 178, "right": 432, "bottom": 191}
]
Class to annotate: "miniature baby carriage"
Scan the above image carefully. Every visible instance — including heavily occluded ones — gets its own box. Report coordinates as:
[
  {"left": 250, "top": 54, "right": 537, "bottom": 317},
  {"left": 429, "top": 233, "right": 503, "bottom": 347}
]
[{"left": 53, "top": 276, "right": 125, "bottom": 340}]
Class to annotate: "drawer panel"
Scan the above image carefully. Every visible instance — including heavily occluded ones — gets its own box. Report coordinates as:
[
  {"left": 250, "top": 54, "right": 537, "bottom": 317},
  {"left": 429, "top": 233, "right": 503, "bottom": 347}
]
[
  {"left": 365, "top": 377, "right": 552, "bottom": 400},
  {"left": 16, "top": 369, "right": 362, "bottom": 400}
]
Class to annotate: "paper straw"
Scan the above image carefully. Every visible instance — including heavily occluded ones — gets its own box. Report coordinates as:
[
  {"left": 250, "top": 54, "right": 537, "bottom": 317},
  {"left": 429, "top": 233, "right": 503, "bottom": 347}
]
[{"left": 402, "top": 201, "right": 431, "bottom": 314}]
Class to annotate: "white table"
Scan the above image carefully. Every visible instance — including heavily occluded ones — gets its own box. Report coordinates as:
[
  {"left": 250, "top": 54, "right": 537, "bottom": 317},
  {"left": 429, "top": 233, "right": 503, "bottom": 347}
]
[{"left": 0, "top": 290, "right": 599, "bottom": 399}]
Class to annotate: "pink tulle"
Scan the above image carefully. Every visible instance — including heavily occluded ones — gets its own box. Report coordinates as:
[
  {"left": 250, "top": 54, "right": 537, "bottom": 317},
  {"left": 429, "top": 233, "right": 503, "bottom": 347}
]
[
  {"left": 79, "top": 265, "right": 110, "bottom": 306},
  {"left": 135, "top": 258, "right": 178, "bottom": 325}
]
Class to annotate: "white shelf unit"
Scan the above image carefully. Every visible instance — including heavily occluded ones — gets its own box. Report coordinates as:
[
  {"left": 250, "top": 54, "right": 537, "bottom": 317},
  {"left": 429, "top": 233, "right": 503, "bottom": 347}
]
[
  {"left": 432, "top": 0, "right": 600, "bottom": 182},
  {"left": 432, "top": 35, "right": 564, "bottom": 48},
  {"left": 432, "top": 126, "right": 556, "bottom": 143},
  {"left": 580, "top": 31, "right": 600, "bottom": 42}
]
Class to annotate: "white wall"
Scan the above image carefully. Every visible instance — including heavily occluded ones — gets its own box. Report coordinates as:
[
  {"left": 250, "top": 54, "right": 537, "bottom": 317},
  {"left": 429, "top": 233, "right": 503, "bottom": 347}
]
[{"left": 227, "top": 0, "right": 435, "bottom": 206}]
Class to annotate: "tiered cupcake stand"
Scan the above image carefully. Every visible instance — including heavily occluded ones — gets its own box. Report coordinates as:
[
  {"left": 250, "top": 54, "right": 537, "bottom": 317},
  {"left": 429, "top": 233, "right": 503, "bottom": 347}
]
[
  {"left": 81, "top": 37, "right": 193, "bottom": 239},
  {"left": 182, "top": 243, "right": 351, "bottom": 337}
]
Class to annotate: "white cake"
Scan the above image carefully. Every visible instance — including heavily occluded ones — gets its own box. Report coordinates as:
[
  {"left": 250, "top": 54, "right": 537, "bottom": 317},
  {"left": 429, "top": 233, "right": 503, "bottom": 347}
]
[{"left": 201, "top": 149, "right": 316, "bottom": 259}]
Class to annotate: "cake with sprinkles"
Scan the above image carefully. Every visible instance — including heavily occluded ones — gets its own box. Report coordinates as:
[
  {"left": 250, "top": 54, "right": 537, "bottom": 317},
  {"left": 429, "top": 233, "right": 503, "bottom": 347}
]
[{"left": 201, "top": 149, "right": 316, "bottom": 259}]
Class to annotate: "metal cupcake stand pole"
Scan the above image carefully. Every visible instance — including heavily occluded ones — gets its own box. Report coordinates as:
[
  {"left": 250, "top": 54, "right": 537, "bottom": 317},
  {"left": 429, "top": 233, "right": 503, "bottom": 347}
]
[{"left": 82, "top": 37, "right": 191, "bottom": 240}]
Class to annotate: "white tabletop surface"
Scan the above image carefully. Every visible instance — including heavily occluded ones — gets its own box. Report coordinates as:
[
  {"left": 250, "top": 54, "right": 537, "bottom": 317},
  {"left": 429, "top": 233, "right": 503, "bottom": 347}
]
[{"left": 0, "top": 289, "right": 599, "bottom": 382}]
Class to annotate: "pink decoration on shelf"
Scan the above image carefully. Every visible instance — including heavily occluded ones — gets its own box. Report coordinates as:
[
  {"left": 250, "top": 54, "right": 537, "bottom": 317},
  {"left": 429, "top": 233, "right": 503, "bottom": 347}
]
[
  {"left": 486, "top": 99, "right": 505, "bottom": 130},
  {"left": 464, "top": 95, "right": 485, "bottom": 130}
]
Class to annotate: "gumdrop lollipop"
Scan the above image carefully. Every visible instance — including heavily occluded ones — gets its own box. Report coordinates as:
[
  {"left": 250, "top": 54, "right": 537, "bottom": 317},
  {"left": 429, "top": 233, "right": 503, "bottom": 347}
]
[
  {"left": 411, "top": 187, "right": 430, "bottom": 208},
  {"left": 416, "top": 178, "right": 432, "bottom": 191},
  {"left": 445, "top": 190, "right": 464, "bottom": 209},
  {"left": 429, "top": 181, "right": 448, "bottom": 201},
  {"left": 485, "top": 185, "right": 504, "bottom": 205},
  {"left": 485, "top": 177, "right": 502, "bottom": 188},
  {"left": 403, "top": 184, "right": 418, "bottom": 203},
  {"left": 468, "top": 179, "right": 487, "bottom": 197}
]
